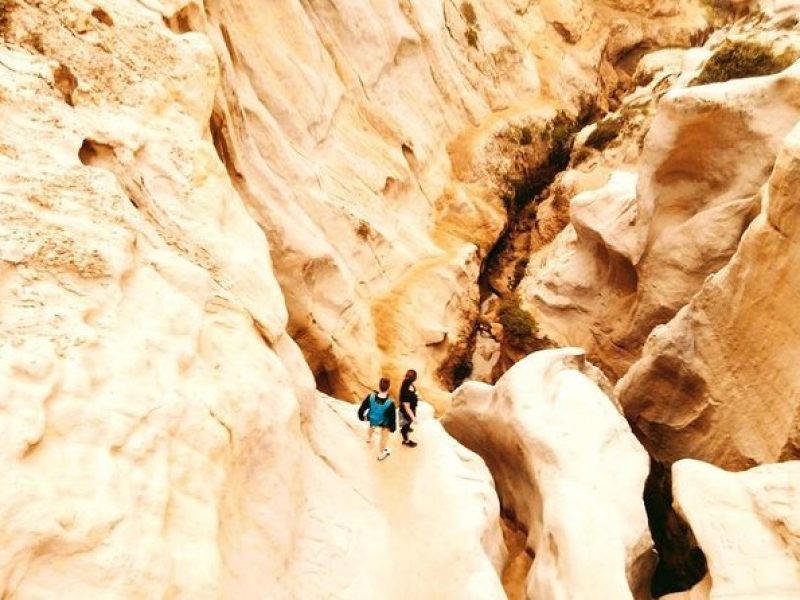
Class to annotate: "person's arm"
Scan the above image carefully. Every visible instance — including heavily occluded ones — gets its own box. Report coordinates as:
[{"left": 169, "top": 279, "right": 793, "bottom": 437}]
[
  {"left": 388, "top": 401, "right": 397, "bottom": 432},
  {"left": 357, "top": 395, "right": 371, "bottom": 421},
  {"left": 401, "top": 401, "right": 416, "bottom": 423}
]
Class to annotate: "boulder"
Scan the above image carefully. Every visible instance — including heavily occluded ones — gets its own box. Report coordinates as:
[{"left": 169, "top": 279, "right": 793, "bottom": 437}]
[
  {"left": 663, "top": 459, "right": 800, "bottom": 600},
  {"left": 618, "top": 117, "right": 800, "bottom": 469},
  {"left": 442, "top": 348, "right": 653, "bottom": 599},
  {"left": 523, "top": 27, "right": 800, "bottom": 380}
]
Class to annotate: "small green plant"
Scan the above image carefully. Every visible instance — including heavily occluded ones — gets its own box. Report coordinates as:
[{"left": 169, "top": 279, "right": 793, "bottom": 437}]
[
  {"left": 507, "top": 258, "right": 528, "bottom": 290},
  {"left": 460, "top": 1, "right": 477, "bottom": 25},
  {"left": 542, "top": 112, "right": 576, "bottom": 169},
  {"left": 465, "top": 26, "right": 478, "bottom": 48},
  {"left": 355, "top": 220, "right": 370, "bottom": 240},
  {"left": 585, "top": 117, "right": 624, "bottom": 151},
  {"left": 699, "top": 0, "right": 734, "bottom": 24},
  {"left": 693, "top": 40, "right": 797, "bottom": 85},
  {"left": 497, "top": 294, "right": 538, "bottom": 348},
  {"left": 0, "top": 0, "right": 15, "bottom": 37}
]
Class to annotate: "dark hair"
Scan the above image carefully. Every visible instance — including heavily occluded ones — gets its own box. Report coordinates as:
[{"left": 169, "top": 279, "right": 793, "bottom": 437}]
[
  {"left": 379, "top": 377, "right": 390, "bottom": 392},
  {"left": 403, "top": 369, "right": 417, "bottom": 383}
]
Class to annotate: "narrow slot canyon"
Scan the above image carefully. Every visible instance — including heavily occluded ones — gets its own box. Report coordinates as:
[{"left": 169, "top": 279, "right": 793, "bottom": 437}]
[{"left": 2, "top": 0, "right": 800, "bottom": 598}]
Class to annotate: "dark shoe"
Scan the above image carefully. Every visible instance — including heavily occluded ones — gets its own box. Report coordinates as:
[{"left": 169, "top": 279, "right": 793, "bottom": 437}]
[{"left": 402, "top": 440, "right": 418, "bottom": 448}]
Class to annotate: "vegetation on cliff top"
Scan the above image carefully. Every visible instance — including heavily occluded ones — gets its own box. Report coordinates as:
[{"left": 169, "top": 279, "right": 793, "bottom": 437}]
[{"left": 693, "top": 40, "right": 797, "bottom": 85}]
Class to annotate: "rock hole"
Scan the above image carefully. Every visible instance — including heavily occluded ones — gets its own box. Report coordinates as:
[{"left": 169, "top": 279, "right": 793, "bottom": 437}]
[
  {"left": 90, "top": 7, "right": 114, "bottom": 26},
  {"left": 78, "top": 138, "right": 114, "bottom": 167},
  {"left": 53, "top": 63, "right": 78, "bottom": 106},
  {"left": 209, "top": 108, "right": 242, "bottom": 181},
  {"left": 401, "top": 143, "right": 417, "bottom": 171},
  {"left": 643, "top": 457, "right": 707, "bottom": 597},
  {"left": 314, "top": 368, "right": 334, "bottom": 397},
  {"left": 381, "top": 176, "right": 398, "bottom": 195},
  {"left": 164, "top": 2, "right": 201, "bottom": 34}
]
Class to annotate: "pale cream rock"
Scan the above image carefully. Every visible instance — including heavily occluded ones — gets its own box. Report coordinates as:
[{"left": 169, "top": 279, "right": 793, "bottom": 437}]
[
  {"left": 203, "top": 0, "right": 709, "bottom": 400},
  {"left": 662, "top": 459, "right": 800, "bottom": 600},
  {"left": 442, "top": 348, "right": 653, "bottom": 599},
  {"left": 314, "top": 398, "right": 507, "bottom": 600},
  {"left": 524, "top": 40, "right": 800, "bottom": 379},
  {"left": 527, "top": 172, "right": 641, "bottom": 363},
  {"left": 618, "top": 117, "right": 800, "bottom": 468},
  {"left": 0, "top": 1, "right": 506, "bottom": 597}
]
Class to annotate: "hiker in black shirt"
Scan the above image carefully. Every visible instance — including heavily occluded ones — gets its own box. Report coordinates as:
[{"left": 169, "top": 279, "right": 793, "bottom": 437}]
[{"left": 399, "top": 369, "right": 419, "bottom": 447}]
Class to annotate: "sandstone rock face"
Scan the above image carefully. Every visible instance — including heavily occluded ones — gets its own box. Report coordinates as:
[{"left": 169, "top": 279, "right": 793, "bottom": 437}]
[
  {"left": 663, "top": 459, "right": 800, "bottom": 600},
  {"left": 0, "top": 1, "right": 506, "bottom": 597},
  {"left": 517, "top": 9, "right": 800, "bottom": 382},
  {"left": 618, "top": 115, "right": 800, "bottom": 469},
  {"left": 203, "top": 0, "right": 708, "bottom": 401},
  {"left": 524, "top": 44, "right": 800, "bottom": 380},
  {"left": 442, "top": 348, "right": 653, "bottom": 599}
]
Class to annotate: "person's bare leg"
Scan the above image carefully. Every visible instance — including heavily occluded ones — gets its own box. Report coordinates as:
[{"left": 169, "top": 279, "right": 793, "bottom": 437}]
[
  {"left": 379, "top": 428, "right": 389, "bottom": 456},
  {"left": 366, "top": 425, "right": 374, "bottom": 444}
]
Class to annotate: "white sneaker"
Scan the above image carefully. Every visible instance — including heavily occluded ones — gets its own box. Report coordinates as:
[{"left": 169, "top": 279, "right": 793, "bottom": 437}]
[{"left": 377, "top": 448, "right": 391, "bottom": 461}]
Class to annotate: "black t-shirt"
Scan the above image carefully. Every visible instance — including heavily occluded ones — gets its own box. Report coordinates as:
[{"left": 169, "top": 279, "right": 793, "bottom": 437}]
[{"left": 400, "top": 381, "right": 418, "bottom": 419}]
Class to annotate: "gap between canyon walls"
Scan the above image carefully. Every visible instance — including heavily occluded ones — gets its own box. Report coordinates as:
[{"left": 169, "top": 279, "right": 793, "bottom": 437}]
[
  {"left": 197, "top": 0, "right": 699, "bottom": 405},
  {"left": 181, "top": 4, "right": 726, "bottom": 598}
]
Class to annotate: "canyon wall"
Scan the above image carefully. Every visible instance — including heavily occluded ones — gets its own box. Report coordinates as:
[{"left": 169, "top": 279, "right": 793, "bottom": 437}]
[
  {"left": 4, "top": 0, "right": 800, "bottom": 597},
  {"left": 0, "top": 0, "right": 505, "bottom": 595},
  {"left": 519, "top": 6, "right": 800, "bottom": 469},
  {"left": 200, "top": 0, "right": 707, "bottom": 405}
]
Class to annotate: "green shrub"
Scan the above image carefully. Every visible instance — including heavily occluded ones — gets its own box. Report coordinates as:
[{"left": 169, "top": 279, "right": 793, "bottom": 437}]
[
  {"left": 693, "top": 40, "right": 797, "bottom": 85},
  {"left": 0, "top": 0, "right": 15, "bottom": 37},
  {"left": 585, "top": 117, "right": 623, "bottom": 151},
  {"left": 460, "top": 1, "right": 477, "bottom": 25},
  {"left": 355, "top": 220, "right": 370, "bottom": 240},
  {"left": 510, "top": 112, "right": 576, "bottom": 211},
  {"left": 507, "top": 258, "right": 528, "bottom": 290},
  {"left": 543, "top": 113, "right": 576, "bottom": 167},
  {"left": 465, "top": 26, "right": 478, "bottom": 48},
  {"left": 498, "top": 295, "right": 537, "bottom": 348}
]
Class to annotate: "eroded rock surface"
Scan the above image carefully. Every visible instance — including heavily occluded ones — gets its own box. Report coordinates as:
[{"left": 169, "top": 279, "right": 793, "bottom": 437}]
[
  {"left": 663, "top": 459, "right": 800, "bottom": 600},
  {"left": 522, "top": 12, "right": 800, "bottom": 381},
  {"left": 0, "top": 1, "right": 505, "bottom": 596},
  {"left": 202, "top": 0, "right": 708, "bottom": 402},
  {"left": 442, "top": 348, "right": 653, "bottom": 599},
  {"left": 618, "top": 114, "right": 800, "bottom": 469}
]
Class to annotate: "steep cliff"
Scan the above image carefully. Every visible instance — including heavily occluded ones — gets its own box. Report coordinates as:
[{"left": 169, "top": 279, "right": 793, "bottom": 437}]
[
  {"left": 0, "top": 0, "right": 505, "bottom": 596},
  {"left": 201, "top": 0, "right": 708, "bottom": 404}
]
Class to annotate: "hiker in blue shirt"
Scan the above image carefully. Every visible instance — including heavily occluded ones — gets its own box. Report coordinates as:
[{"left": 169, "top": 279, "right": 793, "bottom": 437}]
[{"left": 358, "top": 377, "right": 397, "bottom": 461}]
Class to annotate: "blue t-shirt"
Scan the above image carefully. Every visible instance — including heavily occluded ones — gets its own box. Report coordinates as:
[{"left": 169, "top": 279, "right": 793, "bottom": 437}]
[{"left": 368, "top": 393, "right": 393, "bottom": 427}]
